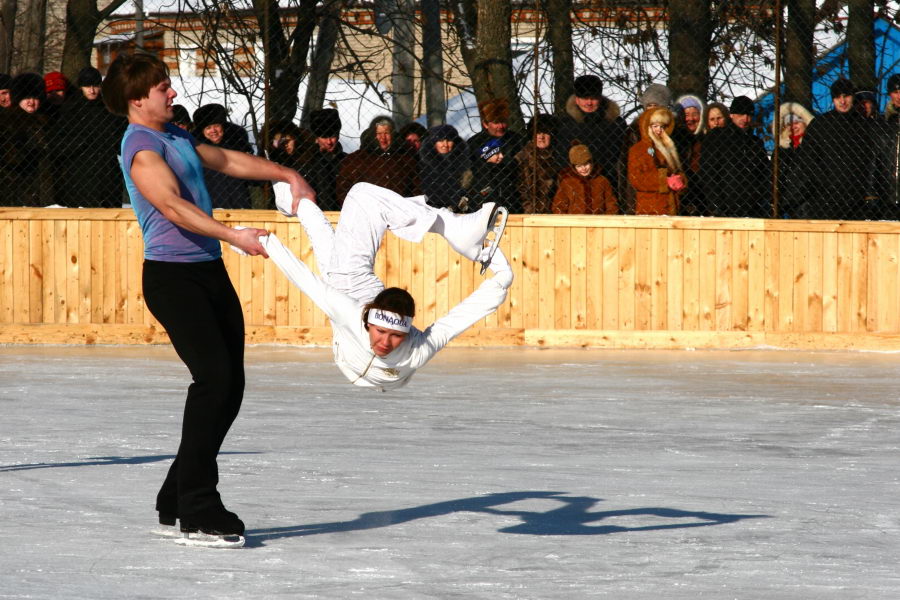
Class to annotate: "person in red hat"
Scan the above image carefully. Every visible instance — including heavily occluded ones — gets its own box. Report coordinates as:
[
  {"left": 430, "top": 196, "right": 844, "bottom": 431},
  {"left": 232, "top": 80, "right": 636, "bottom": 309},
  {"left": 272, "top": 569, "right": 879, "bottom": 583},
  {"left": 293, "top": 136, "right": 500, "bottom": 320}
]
[{"left": 43, "top": 71, "right": 69, "bottom": 107}]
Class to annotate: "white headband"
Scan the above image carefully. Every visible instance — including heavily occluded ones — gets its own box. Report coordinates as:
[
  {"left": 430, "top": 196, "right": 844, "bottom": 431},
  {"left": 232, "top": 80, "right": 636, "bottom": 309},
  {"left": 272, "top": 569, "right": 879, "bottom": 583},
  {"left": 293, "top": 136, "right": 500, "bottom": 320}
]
[{"left": 367, "top": 309, "right": 411, "bottom": 333}]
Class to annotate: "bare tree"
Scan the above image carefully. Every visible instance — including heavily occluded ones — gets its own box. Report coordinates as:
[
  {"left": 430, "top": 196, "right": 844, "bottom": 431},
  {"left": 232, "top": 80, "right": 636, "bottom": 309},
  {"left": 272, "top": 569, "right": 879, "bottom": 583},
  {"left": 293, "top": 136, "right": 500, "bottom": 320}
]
[
  {"left": 300, "top": 0, "right": 343, "bottom": 127},
  {"left": 0, "top": 0, "right": 15, "bottom": 72},
  {"left": 668, "top": 0, "right": 712, "bottom": 98},
  {"left": 16, "top": 0, "right": 47, "bottom": 72},
  {"left": 783, "top": 0, "right": 815, "bottom": 106},
  {"left": 848, "top": 0, "right": 876, "bottom": 91},
  {"left": 421, "top": 0, "right": 444, "bottom": 127},
  {"left": 543, "top": 0, "right": 573, "bottom": 115},
  {"left": 60, "top": 0, "right": 131, "bottom": 80},
  {"left": 388, "top": 0, "right": 414, "bottom": 126}
]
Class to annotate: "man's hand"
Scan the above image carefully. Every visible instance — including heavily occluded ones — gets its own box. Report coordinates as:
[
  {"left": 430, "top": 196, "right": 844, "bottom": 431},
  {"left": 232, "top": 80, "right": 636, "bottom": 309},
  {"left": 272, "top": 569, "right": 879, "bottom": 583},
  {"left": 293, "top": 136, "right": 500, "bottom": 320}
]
[{"left": 229, "top": 226, "right": 269, "bottom": 258}]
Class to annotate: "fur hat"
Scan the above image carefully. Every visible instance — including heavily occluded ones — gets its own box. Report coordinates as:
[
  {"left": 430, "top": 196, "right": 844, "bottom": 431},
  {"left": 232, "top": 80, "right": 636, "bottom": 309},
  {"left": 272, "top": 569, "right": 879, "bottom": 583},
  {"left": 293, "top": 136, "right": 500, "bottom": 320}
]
[
  {"left": 573, "top": 74, "right": 603, "bottom": 99},
  {"left": 76, "top": 67, "right": 102, "bottom": 87},
  {"left": 776, "top": 102, "right": 814, "bottom": 148},
  {"left": 309, "top": 108, "right": 341, "bottom": 138},
  {"left": 729, "top": 96, "right": 754, "bottom": 116},
  {"left": 527, "top": 113, "right": 556, "bottom": 135},
  {"left": 640, "top": 83, "right": 672, "bottom": 109},
  {"left": 44, "top": 71, "right": 68, "bottom": 94},
  {"left": 888, "top": 73, "right": 900, "bottom": 93},
  {"left": 0, "top": 73, "right": 11, "bottom": 90},
  {"left": 830, "top": 78, "right": 855, "bottom": 98},
  {"left": 171, "top": 104, "right": 191, "bottom": 125},
  {"left": 11, "top": 72, "right": 46, "bottom": 104},
  {"left": 568, "top": 141, "right": 592, "bottom": 166},
  {"left": 193, "top": 103, "right": 228, "bottom": 130},
  {"left": 479, "top": 137, "right": 502, "bottom": 161},
  {"left": 478, "top": 97, "right": 509, "bottom": 123},
  {"left": 428, "top": 124, "right": 458, "bottom": 141}
]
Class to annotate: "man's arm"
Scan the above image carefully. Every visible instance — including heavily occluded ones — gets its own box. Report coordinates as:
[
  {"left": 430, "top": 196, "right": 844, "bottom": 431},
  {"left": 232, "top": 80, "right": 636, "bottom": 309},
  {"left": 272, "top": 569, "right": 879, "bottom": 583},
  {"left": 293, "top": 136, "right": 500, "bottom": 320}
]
[
  {"left": 196, "top": 143, "right": 316, "bottom": 211},
  {"left": 130, "top": 150, "right": 269, "bottom": 257}
]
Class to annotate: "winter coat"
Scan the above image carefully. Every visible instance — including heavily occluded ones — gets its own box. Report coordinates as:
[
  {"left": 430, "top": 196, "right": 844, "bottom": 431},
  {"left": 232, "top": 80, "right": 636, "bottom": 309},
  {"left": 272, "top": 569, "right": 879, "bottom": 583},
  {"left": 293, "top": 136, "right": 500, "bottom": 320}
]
[
  {"left": 515, "top": 141, "right": 557, "bottom": 213},
  {"left": 195, "top": 127, "right": 253, "bottom": 209},
  {"left": 627, "top": 109, "right": 685, "bottom": 216},
  {"left": 697, "top": 122, "right": 771, "bottom": 218},
  {"left": 465, "top": 129, "right": 525, "bottom": 212},
  {"left": 419, "top": 133, "right": 468, "bottom": 212},
  {"left": 304, "top": 144, "right": 347, "bottom": 212},
  {"left": 336, "top": 117, "right": 420, "bottom": 205},
  {"left": 0, "top": 107, "right": 52, "bottom": 206},
  {"left": 772, "top": 102, "right": 814, "bottom": 218},
  {"left": 868, "top": 103, "right": 900, "bottom": 220},
  {"left": 552, "top": 165, "right": 618, "bottom": 215},
  {"left": 53, "top": 92, "right": 127, "bottom": 207},
  {"left": 556, "top": 94, "right": 628, "bottom": 196},
  {"left": 792, "top": 109, "right": 877, "bottom": 220}
]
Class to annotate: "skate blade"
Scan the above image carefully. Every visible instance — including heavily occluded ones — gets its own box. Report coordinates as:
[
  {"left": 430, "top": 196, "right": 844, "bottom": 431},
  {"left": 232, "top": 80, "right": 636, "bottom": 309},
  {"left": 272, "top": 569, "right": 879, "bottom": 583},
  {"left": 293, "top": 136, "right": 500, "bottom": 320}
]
[
  {"left": 151, "top": 525, "right": 182, "bottom": 538},
  {"left": 173, "top": 531, "right": 245, "bottom": 549},
  {"left": 480, "top": 206, "right": 508, "bottom": 275}
]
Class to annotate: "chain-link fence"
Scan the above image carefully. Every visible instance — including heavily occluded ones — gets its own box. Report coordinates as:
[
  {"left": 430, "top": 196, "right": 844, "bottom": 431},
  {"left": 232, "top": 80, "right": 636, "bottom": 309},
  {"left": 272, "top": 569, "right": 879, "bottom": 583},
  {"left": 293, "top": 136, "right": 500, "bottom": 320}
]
[{"left": 1, "top": 1, "right": 899, "bottom": 221}]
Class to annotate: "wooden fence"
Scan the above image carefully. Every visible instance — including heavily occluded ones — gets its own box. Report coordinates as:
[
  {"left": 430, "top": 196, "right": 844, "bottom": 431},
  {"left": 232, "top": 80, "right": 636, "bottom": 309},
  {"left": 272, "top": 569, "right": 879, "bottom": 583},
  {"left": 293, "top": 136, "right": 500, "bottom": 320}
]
[{"left": 3, "top": 207, "right": 900, "bottom": 350}]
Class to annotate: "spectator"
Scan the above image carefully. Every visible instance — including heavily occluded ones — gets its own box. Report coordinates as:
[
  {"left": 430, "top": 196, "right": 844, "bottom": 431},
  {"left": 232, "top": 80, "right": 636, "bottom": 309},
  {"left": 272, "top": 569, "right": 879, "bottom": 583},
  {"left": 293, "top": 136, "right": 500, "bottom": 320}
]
[
  {"left": 170, "top": 104, "right": 191, "bottom": 130},
  {"left": 873, "top": 73, "right": 900, "bottom": 219},
  {"left": 729, "top": 96, "right": 755, "bottom": 132},
  {"left": 0, "top": 73, "right": 11, "bottom": 109},
  {"left": 419, "top": 124, "right": 468, "bottom": 212},
  {"left": 336, "top": 115, "right": 419, "bottom": 205},
  {"left": 774, "top": 102, "right": 814, "bottom": 218},
  {"left": 515, "top": 114, "right": 558, "bottom": 213},
  {"left": 265, "top": 120, "right": 314, "bottom": 172},
  {"left": 55, "top": 66, "right": 127, "bottom": 207},
  {"left": 674, "top": 94, "right": 707, "bottom": 216},
  {"left": 627, "top": 107, "right": 685, "bottom": 215},
  {"left": 306, "top": 108, "right": 346, "bottom": 211},
  {"left": 558, "top": 74, "right": 628, "bottom": 200},
  {"left": 621, "top": 82, "right": 673, "bottom": 213},
  {"left": 193, "top": 103, "right": 252, "bottom": 209},
  {"left": 398, "top": 121, "right": 427, "bottom": 156},
  {"left": 698, "top": 99, "right": 771, "bottom": 218},
  {"left": 705, "top": 102, "right": 730, "bottom": 130},
  {"left": 553, "top": 141, "right": 618, "bottom": 215},
  {"left": 855, "top": 90, "right": 879, "bottom": 119},
  {"left": 466, "top": 97, "right": 524, "bottom": 212},
  {"left": 0, "top": 73, "right": 51, "bottom": 206},
  {"left": 792, "top": 78, "right": 877, "bottom": 220}
]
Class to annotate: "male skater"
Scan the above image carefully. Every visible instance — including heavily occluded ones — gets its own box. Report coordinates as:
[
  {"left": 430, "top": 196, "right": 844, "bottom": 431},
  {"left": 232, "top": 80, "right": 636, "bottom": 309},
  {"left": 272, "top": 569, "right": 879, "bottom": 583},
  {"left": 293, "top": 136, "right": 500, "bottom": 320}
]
[{"left": 102, "top": 53, "right": 313, "bottom": 547}]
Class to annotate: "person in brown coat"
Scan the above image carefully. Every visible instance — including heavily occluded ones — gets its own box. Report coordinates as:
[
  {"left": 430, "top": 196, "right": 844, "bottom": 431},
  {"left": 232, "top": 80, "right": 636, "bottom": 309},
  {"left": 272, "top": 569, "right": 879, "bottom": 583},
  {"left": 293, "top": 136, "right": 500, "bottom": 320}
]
[
  {"left": 552, "top": 142, "right": 618, "bottom": 215},
  {"left": 515, "top": 114, "right": 558, "bottom": 213},
  {"left": 627, "top": 107, "right": 686, "bottom": 215},
  {"left": 336, "top": 115, "right": 420, "bottom": 205}
]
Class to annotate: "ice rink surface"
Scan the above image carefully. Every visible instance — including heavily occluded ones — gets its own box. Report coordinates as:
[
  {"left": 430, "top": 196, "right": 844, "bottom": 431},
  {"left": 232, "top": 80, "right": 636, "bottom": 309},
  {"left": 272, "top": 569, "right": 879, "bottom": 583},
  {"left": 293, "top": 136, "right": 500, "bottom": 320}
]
[{"left": 2, "top": 344, "right": 899, "bottom": 599}]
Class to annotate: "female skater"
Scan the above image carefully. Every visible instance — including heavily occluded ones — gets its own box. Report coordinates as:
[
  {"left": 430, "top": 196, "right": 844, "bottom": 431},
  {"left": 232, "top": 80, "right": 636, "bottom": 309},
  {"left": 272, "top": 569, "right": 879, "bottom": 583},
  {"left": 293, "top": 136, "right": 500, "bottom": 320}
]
[{"left": 239, "top": 182, "right": 512, "bottom": 391}]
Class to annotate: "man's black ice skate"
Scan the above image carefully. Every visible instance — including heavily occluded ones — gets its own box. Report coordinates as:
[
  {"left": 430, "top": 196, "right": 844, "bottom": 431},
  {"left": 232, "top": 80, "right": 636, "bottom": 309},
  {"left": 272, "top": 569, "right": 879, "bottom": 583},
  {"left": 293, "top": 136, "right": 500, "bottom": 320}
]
[{"left": 174, "top": 508, "right": 245, "bottom": 549}]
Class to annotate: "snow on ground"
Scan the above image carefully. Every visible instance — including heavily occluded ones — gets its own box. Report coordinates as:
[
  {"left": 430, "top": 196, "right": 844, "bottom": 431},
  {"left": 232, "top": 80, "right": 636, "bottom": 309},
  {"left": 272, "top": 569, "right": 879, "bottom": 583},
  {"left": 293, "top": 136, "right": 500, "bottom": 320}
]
[{"left": 2, "top": 345, "right": 899, "bottom": 599}]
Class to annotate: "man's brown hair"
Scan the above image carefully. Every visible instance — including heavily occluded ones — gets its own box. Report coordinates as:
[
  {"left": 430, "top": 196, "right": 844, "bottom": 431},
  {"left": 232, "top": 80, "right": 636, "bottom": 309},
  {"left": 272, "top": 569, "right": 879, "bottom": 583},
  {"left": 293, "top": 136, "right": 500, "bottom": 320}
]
[{"left": 101, "top": 53, "right": 169, "bottom": 117}]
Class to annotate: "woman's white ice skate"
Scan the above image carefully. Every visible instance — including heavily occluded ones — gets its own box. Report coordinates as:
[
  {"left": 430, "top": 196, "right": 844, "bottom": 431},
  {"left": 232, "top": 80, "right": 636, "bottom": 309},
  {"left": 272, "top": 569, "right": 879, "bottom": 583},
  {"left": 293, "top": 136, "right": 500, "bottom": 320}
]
[{"left": 479, "top": 205, "right": 508, "bottom": 275}]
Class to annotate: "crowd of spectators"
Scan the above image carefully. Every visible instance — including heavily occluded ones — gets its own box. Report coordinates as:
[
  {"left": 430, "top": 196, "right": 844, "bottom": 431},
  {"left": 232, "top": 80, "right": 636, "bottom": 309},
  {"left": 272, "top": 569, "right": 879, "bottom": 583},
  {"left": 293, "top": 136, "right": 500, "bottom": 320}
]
[{"left": 2, "top": 67, "right": 900, "bottom": 221}]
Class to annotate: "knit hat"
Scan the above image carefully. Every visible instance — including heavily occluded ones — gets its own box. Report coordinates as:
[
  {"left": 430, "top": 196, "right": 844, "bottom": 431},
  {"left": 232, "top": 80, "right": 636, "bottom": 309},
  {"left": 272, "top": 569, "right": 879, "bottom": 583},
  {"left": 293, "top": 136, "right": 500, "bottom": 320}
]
[
  {"left": 76, "top": 66, "right": 102, "bottom": 87},
  {"left": 193, "top": 103, "right": 228, "bottom": 130},
  {"left": 830, "top": 78, "right": 855, "bottom": 98},
  {"left": 11, "top": 72, "right": 46, "bottom": 104},
  {"left": 888, "top": 73, "right": 900, "bottom": 93},
  {"left": 44, "top": 71, "right": 68, "bottom": 94},
  {"left": 478, "top": 97, "right": 509, "bottom": 123},
  {"left": 479, "top": 137, "right": 502, "bottom": 160},
  {"left": 729, "top": 96, "right": 754, "bottom": 116},
  {"left": 568, "top": 141, "right": 592, "bottom": 166},
  {"left": 309, "top": 108, "right": 341, "bottom": 137},
  {"left": 573, "top": 74, "right": 603, "bottom": 99},
  {"left": 0, "top": 73, "right": 10, "bottom": 90},
  {"left": 527, "top": 113, "right": 555, "bottom": 135},
  {"left": 171, "top": 104, "right": 191, "bottom": 126},
  {"left": 678, "top": 96, "right": 702, "bottom": 112},
  {"left": 640, "top": 83, "right": 672, "bottom": 109},
  {"left": 428, "top": 124, "right": 458, "bottom": 141},
  {"left": 855, "top": 90, "right": 876, "bottom": 104}
]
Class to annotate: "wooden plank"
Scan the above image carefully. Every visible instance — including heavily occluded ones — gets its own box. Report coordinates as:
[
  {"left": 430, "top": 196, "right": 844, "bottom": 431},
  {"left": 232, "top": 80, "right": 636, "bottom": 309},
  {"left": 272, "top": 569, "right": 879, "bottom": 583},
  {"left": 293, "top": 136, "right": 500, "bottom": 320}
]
[
  {"left": 78, "top": 220, "right": 93, "bottom": 323},
  {"left": 554, "top": 226, "right": 572, "bottom": 329},
  {"left": 746, "top": 229, "right": 765, "bottom": 332},
  {"left": 568, "top": 227, "right": 586, "bottom": 329},
  {"left": 763, "top": 230, "right": 779, "bottom": 331},
  {"left": 617, "top": 227, "right": 635, "bottom": 330},
  {"left": 731, "top": 230, "right": 749, "bottom": 331},
  {"left": 538, "top": 227, "right": 555, "bottom": 329},
  {"left": 584, "top": 227, "right": 602, "bottom": 329},
  {"left": 633, "top": 228, "right": 652, "bottom": 330},
  {"left": 0, "top": 219, "right": 12, "bottom": 323},
  {"left": 666, "top": 228, "right": 684, "bottom": 331},
  {"left": 650, "top": 227, "right": 668, "bottom": 330},
  {"left": 792, "top": 231, "right": 809, "bottom": 332},
  {"left": 851, "top": 233, "right": 867, "bottom": 332},
  {"left": 126, "top": 220, "right": 144, "bottom": 325},
  {"left": 12, "top": 220, "right": 29, "bottom": 322},
  {"left": 777, "top": 231, "right": 794, "bottom": 332},
  {"left": 715, "top": 229, "right": 733, "bottom": 330},
  {"left": 698, "top": 229, "right": 716, "bottom": 331},
  {"left": 806, "top": 231, "right": 824, "bottom": 332},
  {"left": 821, "top": 232, "right": 838, "bottom": 333},
  {"left": 501, "top": 225, "right": 521, "bottom": 328},
  {"left": 600, "top": 227, "right": 619, "bottom": 329},
  {"left": 54, "top": 220, "right": 68, "bottom": 324},
  {"left": 681, "top": 229, "right": 700, "bottom": 330},
  {"left": 28, "top": 220, "right": 43, "bottom": 324},
  {"left": 41, "top": 220, "right": 55, "bottom": 324}
]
